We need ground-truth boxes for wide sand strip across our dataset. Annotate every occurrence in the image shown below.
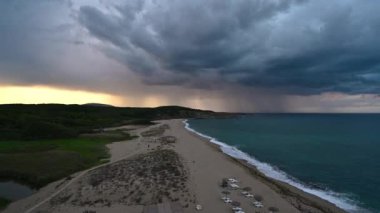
[3,119,345,213]
[160,119,345,213]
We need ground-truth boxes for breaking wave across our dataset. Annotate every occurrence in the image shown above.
[183,119,366,213]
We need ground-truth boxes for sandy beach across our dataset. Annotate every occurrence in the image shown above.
[3,119,345,213]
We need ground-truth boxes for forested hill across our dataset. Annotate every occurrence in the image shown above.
[0,104,231,141]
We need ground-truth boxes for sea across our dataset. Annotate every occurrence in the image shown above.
[186,114,380,213]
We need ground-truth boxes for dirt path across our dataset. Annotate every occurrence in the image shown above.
[24,132,144,213]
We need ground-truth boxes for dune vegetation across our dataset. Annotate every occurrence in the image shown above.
[0,133,136,188]
[0,104,220,187]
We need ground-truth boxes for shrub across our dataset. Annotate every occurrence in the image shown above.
[254,194,263,201]
[268,206,279,212]
[22,121,77,140]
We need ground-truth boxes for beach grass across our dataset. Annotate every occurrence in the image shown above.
[0,132,136,188]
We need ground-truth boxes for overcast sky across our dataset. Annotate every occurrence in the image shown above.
[1,0,380,112]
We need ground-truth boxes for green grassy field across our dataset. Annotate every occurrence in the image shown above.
[0,132,136,188]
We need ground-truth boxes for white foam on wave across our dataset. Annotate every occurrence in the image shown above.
[183,119,363,213]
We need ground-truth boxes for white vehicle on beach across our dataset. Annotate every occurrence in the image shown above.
[240,191,248,195]
[228,178,239,183]
[253,201,264,208]
[229,183,240,189]
[221,197,233,203]
[245,193,254,198]
[224,199,233,203]
[232,207,243,211]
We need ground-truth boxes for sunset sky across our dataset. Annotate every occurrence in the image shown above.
[1,0,380,112]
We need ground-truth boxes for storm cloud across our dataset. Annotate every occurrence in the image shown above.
[78,0,380,94]
[0,0,137,94]
[1,0,380,112]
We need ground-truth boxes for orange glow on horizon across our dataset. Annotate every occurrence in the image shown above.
[0,85,220,111]
[0,85,124,106]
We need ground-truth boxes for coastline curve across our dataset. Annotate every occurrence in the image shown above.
[183,119,364,213]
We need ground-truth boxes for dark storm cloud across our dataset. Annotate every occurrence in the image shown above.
[1,0,380,101]
[78,0,380,95]
[0,0,76,84]
[0,0,130,94]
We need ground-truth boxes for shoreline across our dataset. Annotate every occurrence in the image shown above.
[3,119,348,213]
[182,119,347,213]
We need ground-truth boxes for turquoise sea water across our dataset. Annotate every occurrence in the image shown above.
[187,114,380,213]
